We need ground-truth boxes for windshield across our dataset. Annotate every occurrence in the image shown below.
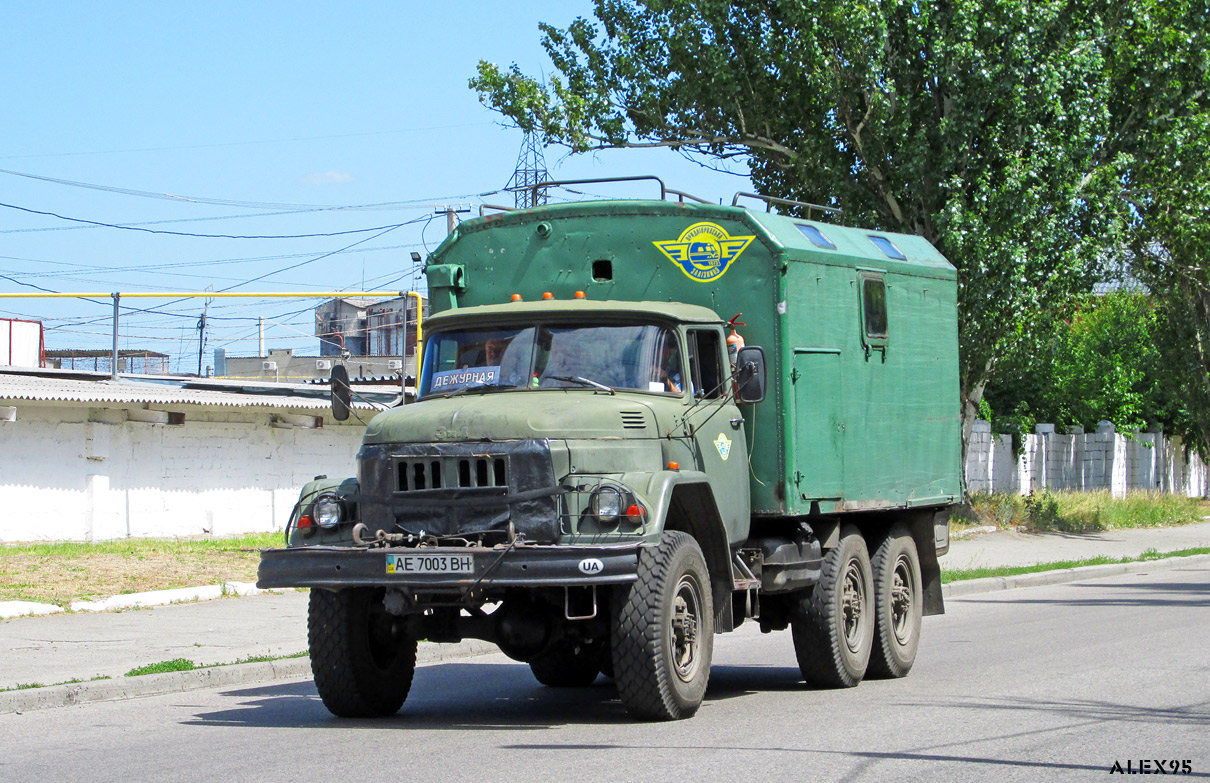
[419,323,684,398]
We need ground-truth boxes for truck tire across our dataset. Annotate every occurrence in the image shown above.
[868,525,922,679]
[791,525,874,688]
[611,531,714,720]
[529,639,605,687]
[308,587,417,718]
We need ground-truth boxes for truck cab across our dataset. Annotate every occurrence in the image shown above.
[259,185,960,721]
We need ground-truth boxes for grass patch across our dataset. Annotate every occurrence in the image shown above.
[1,653,307,693]
[120,651,306,677]
[125,658,198,677]
[223,651,307,666]
[942,545,1210,582]
[955,490,1209,534]
[0,675,111,694]
[0,532,280,607]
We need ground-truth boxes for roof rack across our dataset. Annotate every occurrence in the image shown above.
[731,192,843,222]
[516,175,712,206]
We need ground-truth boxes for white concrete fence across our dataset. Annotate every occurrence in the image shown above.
[0,402,366,543]
[965,420,1210,498]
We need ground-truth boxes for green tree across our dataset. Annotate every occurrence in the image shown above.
[1129,150,1210,457]
[982,292,1173,440]
[1117,6,1210,457]
[471,0,1209,452]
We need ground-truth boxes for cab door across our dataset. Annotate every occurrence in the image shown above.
[686,327,749,539]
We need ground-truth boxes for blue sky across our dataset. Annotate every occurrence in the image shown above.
[0,2,752,371]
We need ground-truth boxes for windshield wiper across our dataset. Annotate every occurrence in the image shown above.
[546,375,616,395]
[443,382,516,399]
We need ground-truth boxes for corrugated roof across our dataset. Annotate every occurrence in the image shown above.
[0,369,394,411]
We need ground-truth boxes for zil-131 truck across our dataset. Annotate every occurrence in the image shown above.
[258,180,961,721]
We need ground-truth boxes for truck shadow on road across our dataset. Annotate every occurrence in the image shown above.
[183,661,813,729]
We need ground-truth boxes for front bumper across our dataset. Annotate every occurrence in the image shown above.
[257,543,644,591]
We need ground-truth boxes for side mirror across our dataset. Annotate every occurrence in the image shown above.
[735,346,766,404]
[330,364,351,421]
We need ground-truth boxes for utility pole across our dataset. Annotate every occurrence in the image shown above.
[195,309,207,377]
[111,293,120,379]
[435,204,471,235]
[196,286,213,376]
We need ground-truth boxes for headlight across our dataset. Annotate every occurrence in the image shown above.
[314,495,343,529]
[590,486,625,525]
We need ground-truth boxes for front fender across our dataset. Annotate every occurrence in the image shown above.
[641,470,712,531]
[640,469,739,632]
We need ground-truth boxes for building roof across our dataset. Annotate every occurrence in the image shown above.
[0,368,397,411]
[45,349,169,358]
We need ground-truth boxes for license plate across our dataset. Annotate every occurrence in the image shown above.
[386,553,475,575]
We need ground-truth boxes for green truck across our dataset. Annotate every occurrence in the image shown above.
[258,180,961,721]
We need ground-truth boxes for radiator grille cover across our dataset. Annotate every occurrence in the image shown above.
[358,440,559,543]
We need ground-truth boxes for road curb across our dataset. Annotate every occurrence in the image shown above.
[941,552,1210,598]
[0,638,498,715]
[0,582,289,620]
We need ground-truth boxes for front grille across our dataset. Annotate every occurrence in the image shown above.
[358,440,560,543]
[620,411,647,429]
[396,456,508,492]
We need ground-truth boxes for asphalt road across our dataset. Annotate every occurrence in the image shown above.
[3,563,1208,783]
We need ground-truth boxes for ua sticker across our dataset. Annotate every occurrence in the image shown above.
[714,432,732,461]
[654,222,755,282]
[578,558,604,575]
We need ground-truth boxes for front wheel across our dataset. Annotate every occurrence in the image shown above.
[791,525,874,688]
[612,531,714,720]
[308,588,417,717]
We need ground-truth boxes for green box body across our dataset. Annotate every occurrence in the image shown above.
[426,200,962,518]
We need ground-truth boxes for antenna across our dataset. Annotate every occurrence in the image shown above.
[506,131,549,209]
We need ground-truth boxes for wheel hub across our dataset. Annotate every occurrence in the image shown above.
[891,554,915,645]
[842,560,866,653]
[670,576,703,682]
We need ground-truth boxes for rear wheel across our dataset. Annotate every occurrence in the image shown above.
[868,525,922,678]
[791,525,874,688]
[612,531,714,720]
[529,639,605,687]
[308,588,417,717]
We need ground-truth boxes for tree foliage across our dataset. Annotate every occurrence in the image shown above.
[982,292,1172,440]
[1117,9,1210,458]
[472,0,1210,450]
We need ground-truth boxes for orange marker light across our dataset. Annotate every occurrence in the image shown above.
[626,504,645,519]
[511,294,523,301]
[574,291,586,299]
[667,461,679,470]
[542,291,554,300]
[297,516,314,529]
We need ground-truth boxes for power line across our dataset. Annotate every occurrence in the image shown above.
[12,218,426,329]
[0,201,418,239]
[0,242,417,275]
[0,167,504,214]
[218,218,423,291]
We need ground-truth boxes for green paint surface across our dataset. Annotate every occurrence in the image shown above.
[412,200,960,522]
